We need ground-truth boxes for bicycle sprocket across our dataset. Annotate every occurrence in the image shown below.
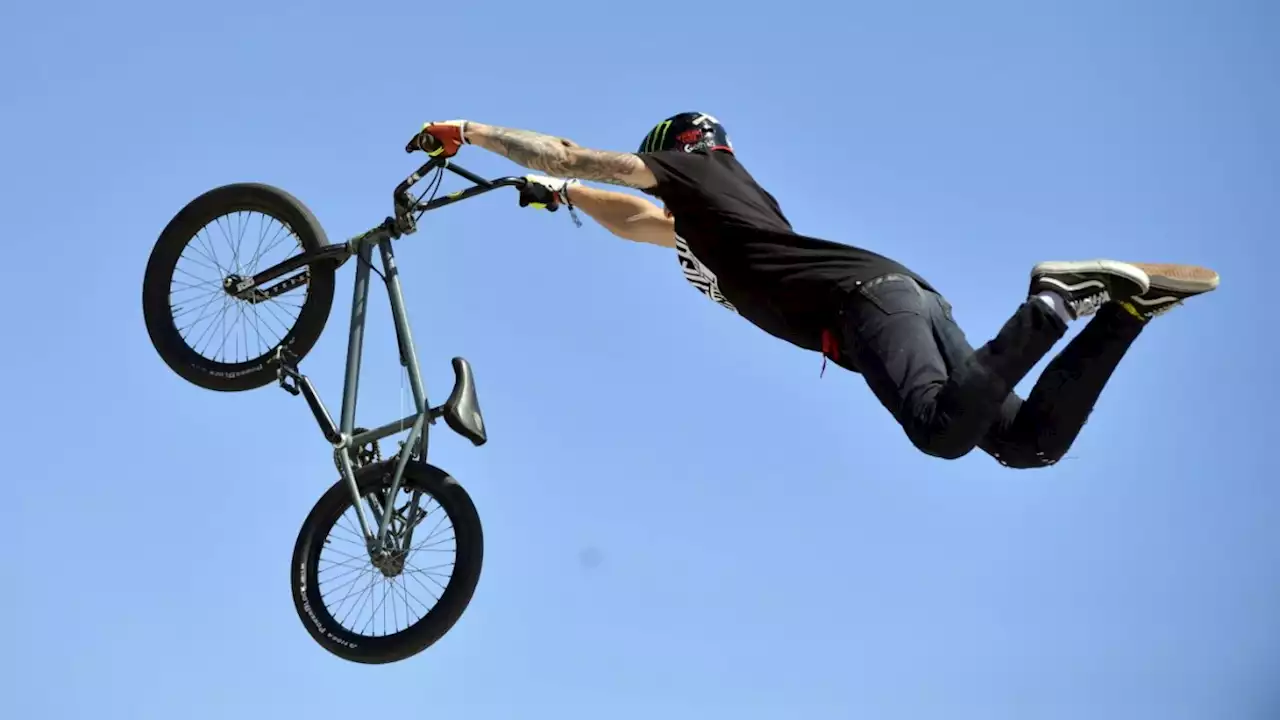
[334,427,381,473]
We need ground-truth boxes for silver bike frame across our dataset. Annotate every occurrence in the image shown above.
[329,231,431,548]
[267,160,528,550]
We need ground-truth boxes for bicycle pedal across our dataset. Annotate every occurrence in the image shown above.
[274,349,302,395]
[277,373,301,396]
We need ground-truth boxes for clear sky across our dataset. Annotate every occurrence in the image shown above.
[2,0,1277,717]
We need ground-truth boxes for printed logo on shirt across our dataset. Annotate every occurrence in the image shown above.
[675,234,737,313]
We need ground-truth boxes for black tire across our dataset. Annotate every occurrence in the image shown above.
[142,183,336,392]
[291,460,485,665]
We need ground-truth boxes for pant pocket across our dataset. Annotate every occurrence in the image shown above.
[855,274,927,323]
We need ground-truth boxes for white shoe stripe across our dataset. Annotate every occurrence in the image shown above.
[1040,277,1106,294]
[1132,294,1179,307]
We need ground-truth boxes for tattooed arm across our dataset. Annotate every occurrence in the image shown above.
[464,122,658,190]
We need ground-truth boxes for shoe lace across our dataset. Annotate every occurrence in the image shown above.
[1070,291,1110,318]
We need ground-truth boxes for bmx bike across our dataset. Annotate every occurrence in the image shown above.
[141,137,564,664]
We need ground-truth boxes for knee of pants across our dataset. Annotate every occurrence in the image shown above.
[990,445,1064,470]
[908,428,979,461]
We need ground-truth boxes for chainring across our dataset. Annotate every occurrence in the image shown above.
[334,427,381,473]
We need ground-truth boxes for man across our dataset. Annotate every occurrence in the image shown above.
[406,113,1219,469]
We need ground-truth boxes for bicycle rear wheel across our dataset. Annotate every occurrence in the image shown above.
[291,460,485,664]
[141,183,336,392]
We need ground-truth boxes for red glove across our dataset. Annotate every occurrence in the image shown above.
[405,120,469,157]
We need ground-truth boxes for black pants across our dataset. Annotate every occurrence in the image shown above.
[835,273,1145,469]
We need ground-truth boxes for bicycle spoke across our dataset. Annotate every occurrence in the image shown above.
[168,209,311,366]
[313,485,458,640]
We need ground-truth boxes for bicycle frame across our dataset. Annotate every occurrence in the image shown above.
[236,158,530,550]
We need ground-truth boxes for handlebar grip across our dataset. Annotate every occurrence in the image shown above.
[416,132,442,154]
[405,128,444,155]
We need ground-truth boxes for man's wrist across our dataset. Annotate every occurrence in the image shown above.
[558,178,580,206]
[461,121,488,145]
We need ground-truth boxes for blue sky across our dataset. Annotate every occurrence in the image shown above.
[2,0,1277,717]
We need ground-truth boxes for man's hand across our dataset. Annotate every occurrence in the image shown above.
[405,120,469,157]
[522,174,579,208]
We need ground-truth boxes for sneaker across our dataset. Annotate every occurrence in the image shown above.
[1118,262,1220,320]
[1030,260,1151,319]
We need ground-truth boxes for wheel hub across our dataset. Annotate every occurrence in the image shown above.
[370,546,407,577]
[222,274,245,296]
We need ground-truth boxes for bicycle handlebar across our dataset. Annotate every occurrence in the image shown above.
[234,145,564,291]
[391,154,565,235]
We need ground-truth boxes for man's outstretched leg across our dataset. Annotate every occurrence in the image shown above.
[838,259,1150,461]
[977,262,1220,468]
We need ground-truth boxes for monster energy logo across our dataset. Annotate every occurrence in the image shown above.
[640,120,674,153]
